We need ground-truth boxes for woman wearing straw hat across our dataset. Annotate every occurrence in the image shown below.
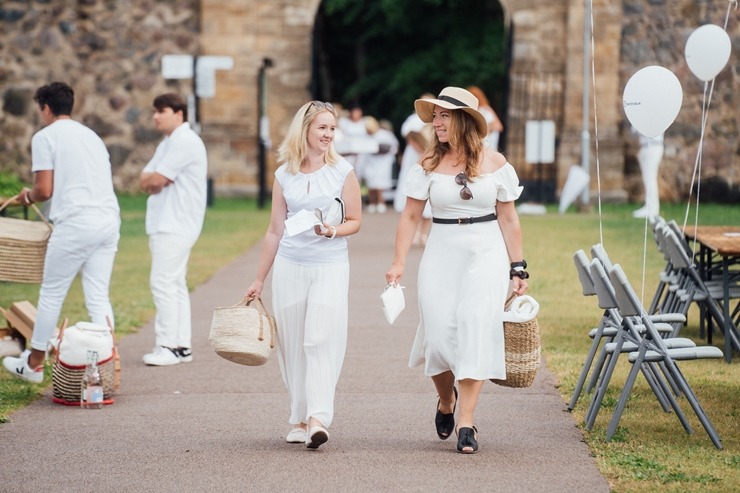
[386,87,528,454]
[246,100,362,450]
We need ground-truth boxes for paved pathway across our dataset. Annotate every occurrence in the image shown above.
[0,211,610,492]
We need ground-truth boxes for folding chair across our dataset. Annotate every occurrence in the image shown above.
[583,259,696,430]
[594,241,688,332]
[662,226,740,353]
[608,264,724,449]
[664,221,740,340]
[568,250,618,411]
[650,226,700,332]
[569,251,689,413]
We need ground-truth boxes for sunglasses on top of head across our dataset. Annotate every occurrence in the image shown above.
[308,101,335,112]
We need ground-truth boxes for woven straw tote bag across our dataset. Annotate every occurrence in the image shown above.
[0,194,53,284]
[209,297,277,366]
[490,294,541,388]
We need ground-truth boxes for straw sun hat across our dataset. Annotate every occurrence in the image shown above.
[414,86,488,138]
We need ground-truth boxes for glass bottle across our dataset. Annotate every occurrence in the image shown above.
[80,350,92,406]
[81,350,104,409]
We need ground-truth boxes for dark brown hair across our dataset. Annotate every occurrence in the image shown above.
[153,93,188,121]
[34,82,74,116]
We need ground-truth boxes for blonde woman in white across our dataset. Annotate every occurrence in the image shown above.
[246,101,362,450]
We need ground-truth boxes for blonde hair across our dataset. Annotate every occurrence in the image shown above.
[277,101,341,173]
[421,109,483,179]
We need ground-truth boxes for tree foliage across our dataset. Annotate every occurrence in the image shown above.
[313,0,507,134]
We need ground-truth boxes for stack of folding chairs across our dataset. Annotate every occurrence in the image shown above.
[568,244,724,449]
[652,219,740,350]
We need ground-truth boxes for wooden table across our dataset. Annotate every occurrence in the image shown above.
[684,226,740,362]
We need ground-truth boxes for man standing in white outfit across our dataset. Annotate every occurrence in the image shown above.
[2,82,121,383]
[139,93,207,366]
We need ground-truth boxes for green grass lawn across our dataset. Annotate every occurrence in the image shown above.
[1,196,739,492]
[528,202,740,492]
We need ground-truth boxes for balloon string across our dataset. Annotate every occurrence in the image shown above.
[682,78,715,264]
[727,2,738,32]
[641,215,649,307]
[589,0,604,247]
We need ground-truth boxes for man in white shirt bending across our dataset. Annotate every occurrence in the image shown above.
[2,82,120,383]
[139,93,208,366]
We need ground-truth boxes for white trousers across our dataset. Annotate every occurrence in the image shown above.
[272,257,349,428]
[32,210,120,351]
[149,233,196,349]
[638,143,664,216]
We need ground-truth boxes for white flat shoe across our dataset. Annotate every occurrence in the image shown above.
[306,426,329,449]
[286,427,307,444]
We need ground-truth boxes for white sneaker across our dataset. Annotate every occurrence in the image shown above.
[2,349,44,383]
[143,346,181,366]
[632,206,648,218]
[376,203,387,213]
[175,347,193,363]
[366,204,377,214]
[286,427,308,444]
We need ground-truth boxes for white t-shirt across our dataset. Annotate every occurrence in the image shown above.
[275,159,353,266]
[31,119,119,224]
[143,122,208,240]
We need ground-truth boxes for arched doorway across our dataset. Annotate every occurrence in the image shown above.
[310,0,509,149]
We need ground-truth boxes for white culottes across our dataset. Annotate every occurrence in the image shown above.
[271,257,349,428]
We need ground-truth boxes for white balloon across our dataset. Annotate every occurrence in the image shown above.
[685,24,732,82]
[623,66,683,138]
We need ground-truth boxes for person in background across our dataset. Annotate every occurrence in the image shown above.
[631,126,664,219]
[2,82,120,383]
[337,103,369,182]
[139,93,208,366]
[364,117,399,213]
[467,86,504,151]
[395,93,435,245]
[386,86,528,454]
[245,100,362,450]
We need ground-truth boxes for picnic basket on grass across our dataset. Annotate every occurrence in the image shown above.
[0,195,52,283]
[51,320,119,406]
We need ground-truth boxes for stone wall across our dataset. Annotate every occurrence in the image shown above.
[620,0,738,203]
[198,0,320,195]
[0,0,200,191]
[502,0,738,204]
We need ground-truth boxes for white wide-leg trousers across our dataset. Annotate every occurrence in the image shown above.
[149,233,196,349]
[31,210,120,351]
[271,257,349,429]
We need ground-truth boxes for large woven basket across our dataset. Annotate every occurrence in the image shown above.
[51,320,119,406]
[209,297,277,366]
[490,295,541,388]
[0,196,52,284]
[52,353,117,406]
